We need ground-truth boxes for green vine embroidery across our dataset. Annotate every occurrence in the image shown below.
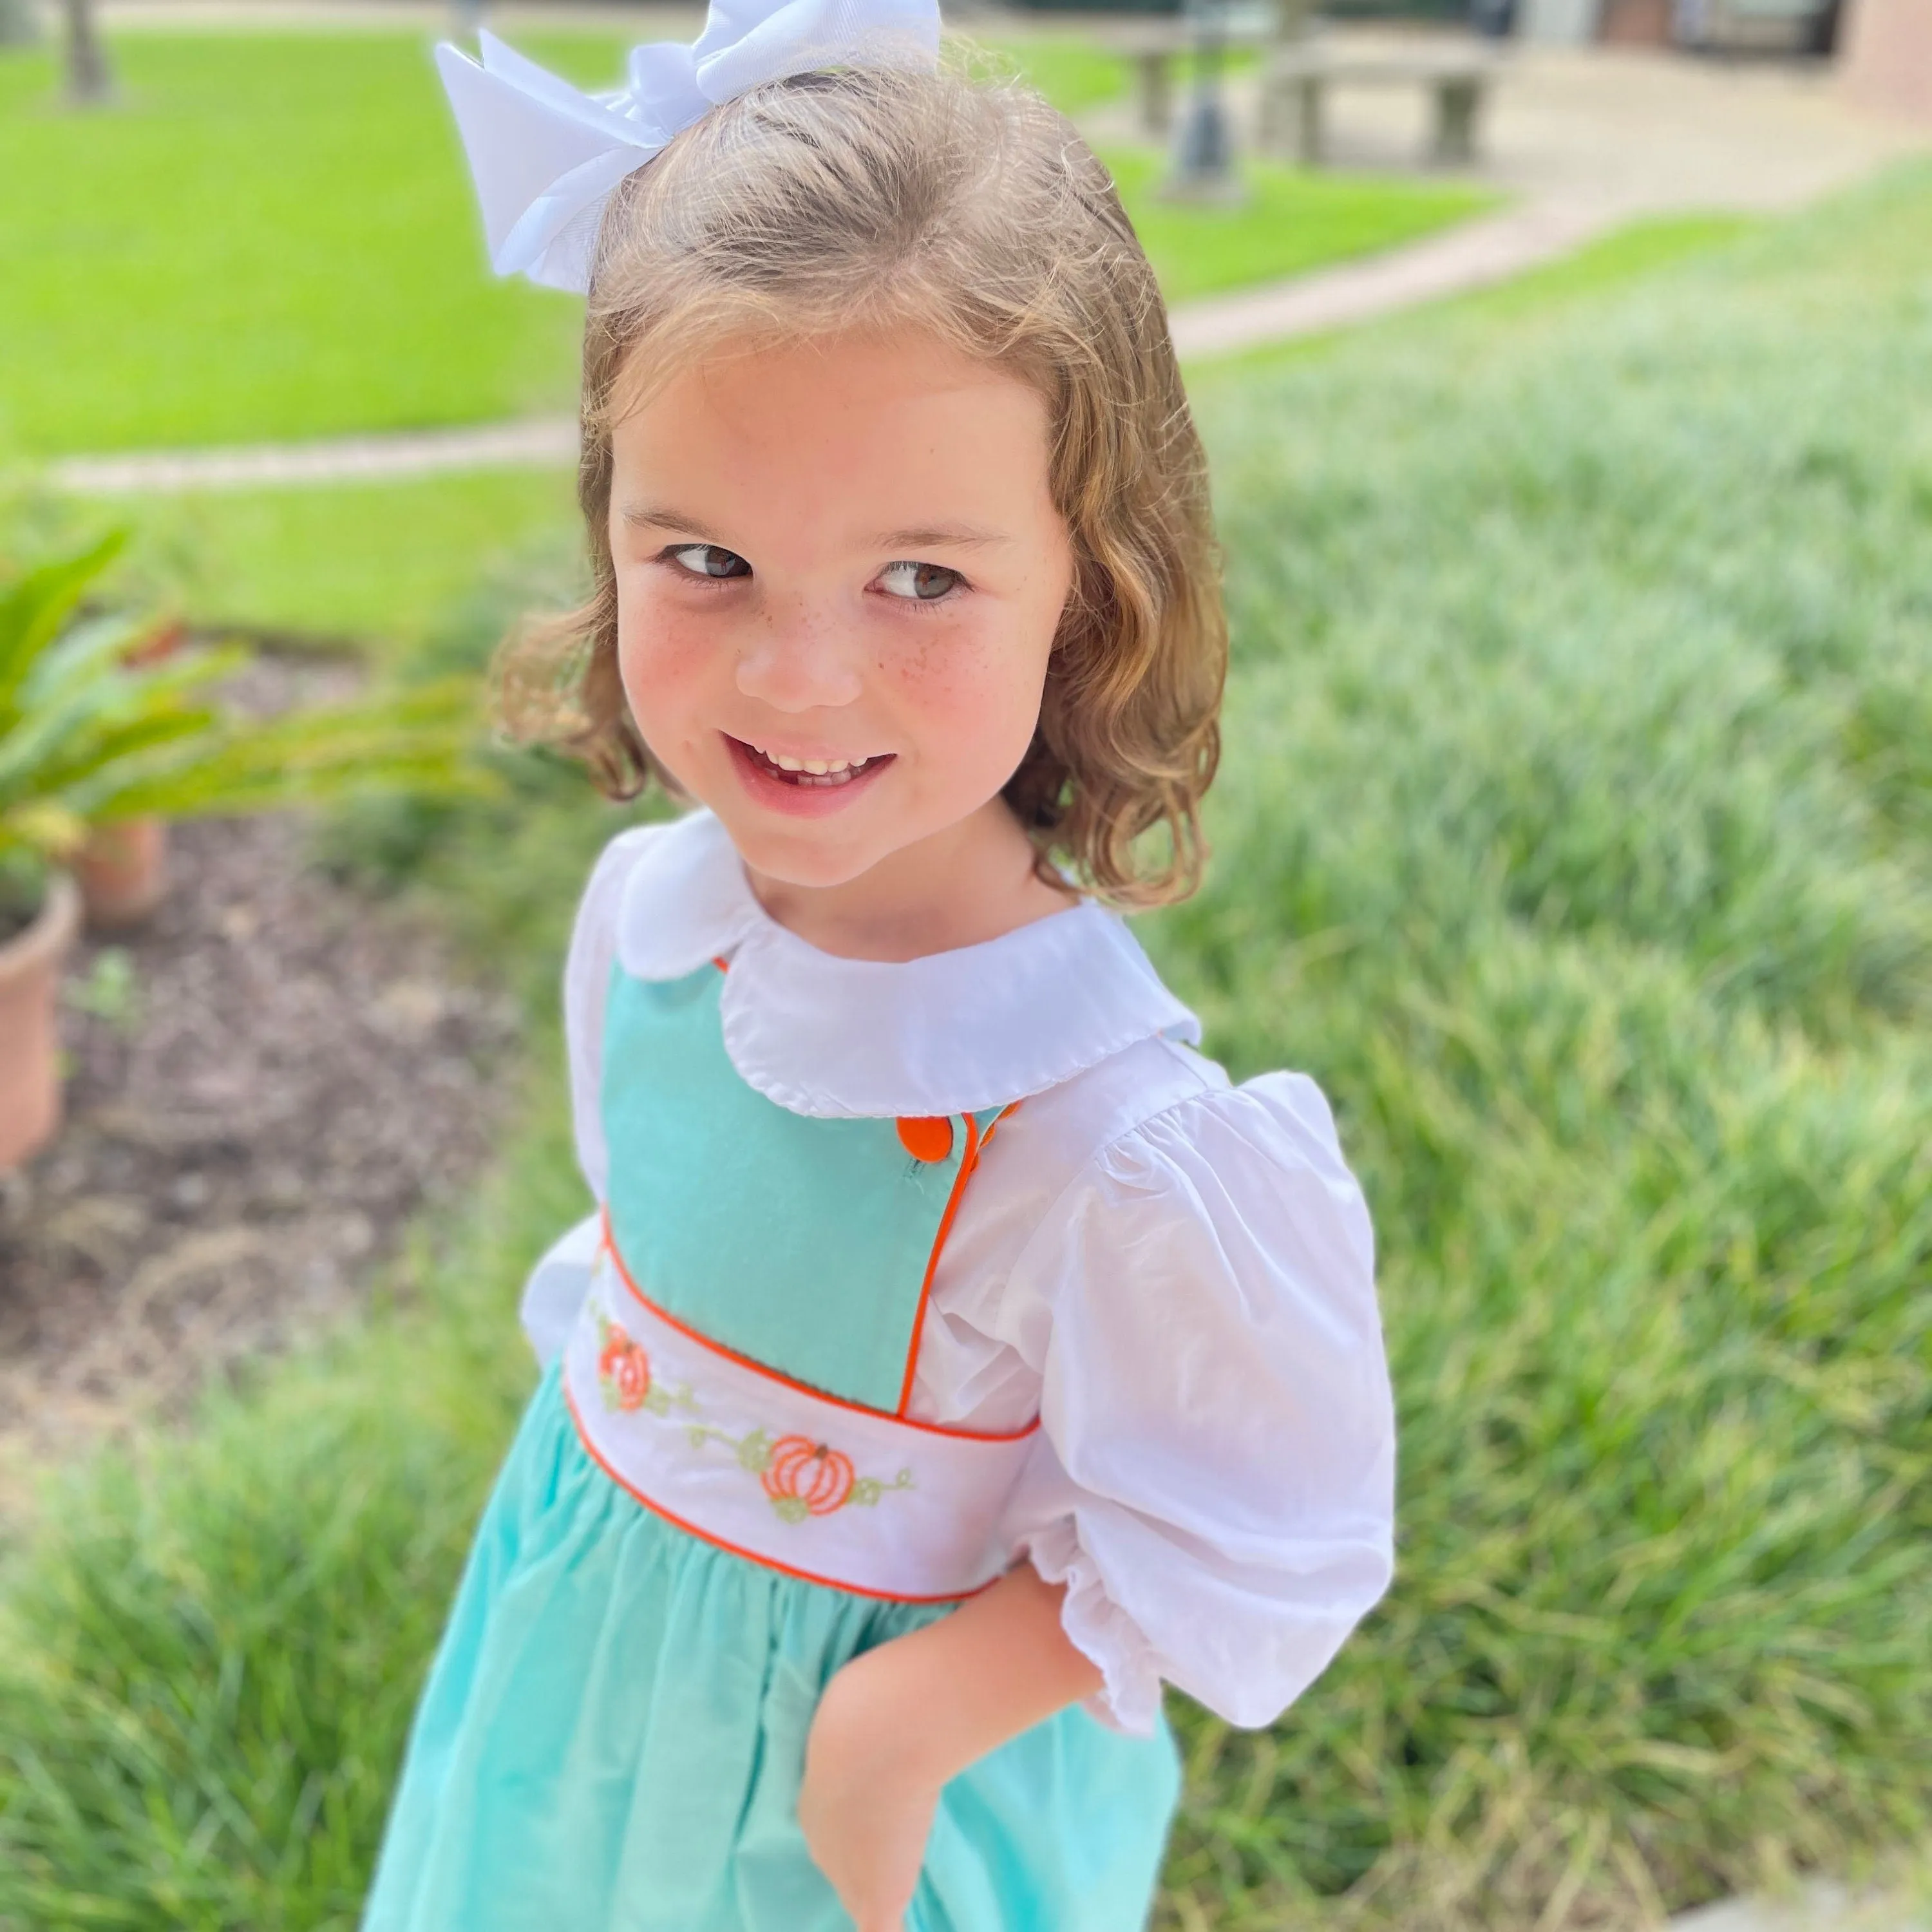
[595,1316,913,1523]
[683,1423,916,1522]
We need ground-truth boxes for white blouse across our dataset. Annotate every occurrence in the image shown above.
[522,810,1396,1738]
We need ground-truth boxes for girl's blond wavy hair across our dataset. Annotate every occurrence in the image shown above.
[497,57,1226,905]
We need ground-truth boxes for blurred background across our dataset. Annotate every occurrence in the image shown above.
[1,1,1929,1927]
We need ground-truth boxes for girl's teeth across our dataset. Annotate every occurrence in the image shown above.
[752,743,874,782]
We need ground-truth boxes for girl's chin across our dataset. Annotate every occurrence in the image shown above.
[725,807,938,890]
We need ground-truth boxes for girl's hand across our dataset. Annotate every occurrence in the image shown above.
[799,1565,1104,1931]
[800,1653,939,1932]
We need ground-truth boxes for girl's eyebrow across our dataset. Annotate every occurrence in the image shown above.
[620,502,732,544]
[622,505,1012,553]
[876,525,1011,551]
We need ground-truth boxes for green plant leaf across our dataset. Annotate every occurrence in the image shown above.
[0,531,127,720]
[0,540,492,853]
[22,707,225,808]
[0,648,247,806]
[18,611,149,710]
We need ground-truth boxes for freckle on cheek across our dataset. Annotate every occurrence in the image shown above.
[895,629,983,700]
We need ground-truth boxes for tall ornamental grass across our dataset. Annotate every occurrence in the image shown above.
[2,171,1929,1929]
[1155,165,1932,1927]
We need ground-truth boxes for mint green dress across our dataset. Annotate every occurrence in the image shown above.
[361,961,1182,1931]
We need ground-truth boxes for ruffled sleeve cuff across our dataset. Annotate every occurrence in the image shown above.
[997,1070,1397,1736]
[1014,1515,1166,1736]
[518,1211,603,1370]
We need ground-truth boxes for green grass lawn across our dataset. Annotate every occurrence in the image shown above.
[969,32,1148,116]
[5,139,1928,1932]
[969,32,1262,117]
[0,27,1490,457]
[28,211,1720,659]
[135,468,583,655]
[0,32,598,455]
[1,464,583,665]
[0,462,583,662]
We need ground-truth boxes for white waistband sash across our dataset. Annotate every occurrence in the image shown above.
[562,1244,1039,1603]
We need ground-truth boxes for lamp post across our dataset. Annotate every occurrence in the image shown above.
[1166,0,1241,202]
[62,0,113,103]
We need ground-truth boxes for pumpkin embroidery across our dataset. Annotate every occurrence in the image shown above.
[683,1421,914,1522]
[590,1308,912,1520]
[764,1435,855,1517]
[596,1318,694,1418]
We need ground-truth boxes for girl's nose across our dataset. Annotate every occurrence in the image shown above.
[733,602,864,712]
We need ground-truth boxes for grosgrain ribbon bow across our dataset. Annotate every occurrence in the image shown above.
[435,0,943,294]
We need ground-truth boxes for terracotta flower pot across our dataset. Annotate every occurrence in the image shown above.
[75,817,168,930]
[0,871,81,1173]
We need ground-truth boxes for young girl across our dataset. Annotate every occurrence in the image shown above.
[366,9,1395,1928]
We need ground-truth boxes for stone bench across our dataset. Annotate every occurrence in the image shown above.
[1257,44,1500,167]
[1112,22,1498,170]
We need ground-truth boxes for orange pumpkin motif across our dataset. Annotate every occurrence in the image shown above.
[597,1320,652,1412]
[761,1435,856,1517]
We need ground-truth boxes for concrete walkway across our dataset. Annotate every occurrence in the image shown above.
[44,15,1932,493]
[51,417,579,495]
[1167,194,1607,357]
[1672,1876,1930,1932]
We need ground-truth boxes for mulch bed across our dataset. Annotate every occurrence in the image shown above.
[0,663,519,1516]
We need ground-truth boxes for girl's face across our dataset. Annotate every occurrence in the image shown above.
[607,328,1074,893]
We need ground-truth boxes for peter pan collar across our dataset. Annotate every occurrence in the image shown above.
[614,810,1200,1119]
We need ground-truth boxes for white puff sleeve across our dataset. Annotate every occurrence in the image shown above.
[1000,1072,1395,1736]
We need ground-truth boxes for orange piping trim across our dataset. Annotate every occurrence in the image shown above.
[712,955,730,973]
[895,1100,1021,1419]
[563,1381,989,1606]
[599,1206,1039,1443]
[894,1111,980,1417]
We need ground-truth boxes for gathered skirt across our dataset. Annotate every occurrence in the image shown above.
[361,1363,1182,1932]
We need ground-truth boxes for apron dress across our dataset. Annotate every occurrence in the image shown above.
[362,956,1182,1932]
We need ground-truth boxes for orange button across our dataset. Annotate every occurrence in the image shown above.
[896,1115,954,1162]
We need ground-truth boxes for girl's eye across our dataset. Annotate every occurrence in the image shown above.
[666,544,750,581]
[876,561,963,603]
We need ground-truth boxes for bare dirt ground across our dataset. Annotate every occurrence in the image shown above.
[0,665,518,1517]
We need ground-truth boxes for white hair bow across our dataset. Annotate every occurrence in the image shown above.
[435,0,943,294]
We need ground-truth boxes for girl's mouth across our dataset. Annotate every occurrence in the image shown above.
[724,735,895,813]
[741,741,884,787]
